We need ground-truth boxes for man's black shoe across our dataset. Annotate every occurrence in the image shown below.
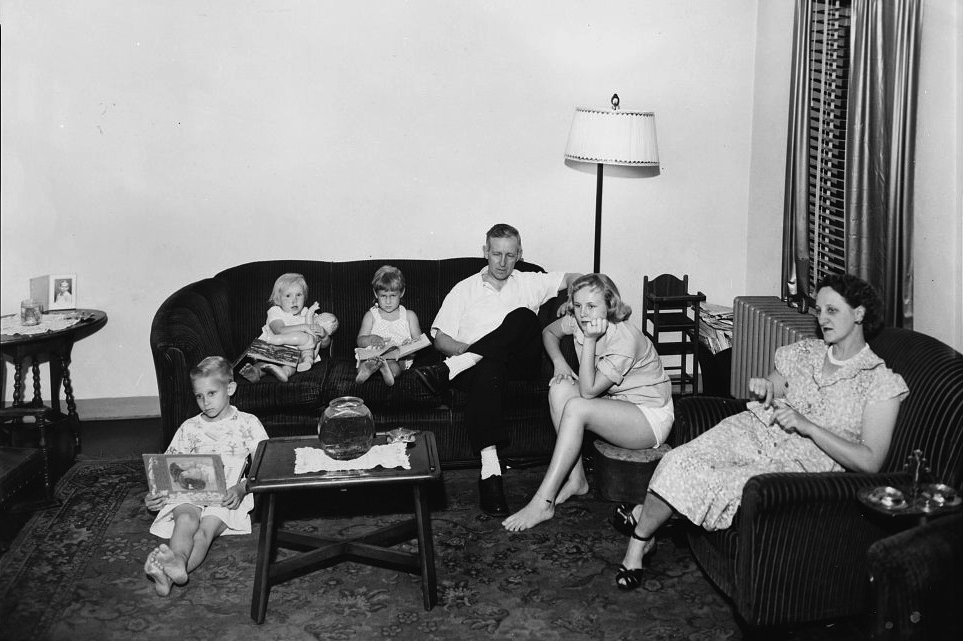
[478,475,510,516]
[414,363,450,396]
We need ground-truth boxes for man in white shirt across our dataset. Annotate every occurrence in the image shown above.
[415,224,581,515]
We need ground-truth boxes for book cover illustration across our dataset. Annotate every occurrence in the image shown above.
[243,338,301,367]
[143,453,249,506]
[354,333,431,365]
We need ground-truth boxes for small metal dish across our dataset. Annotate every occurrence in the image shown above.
[869,486,906,509]
[385,427,418,445]
[921,483,958,507]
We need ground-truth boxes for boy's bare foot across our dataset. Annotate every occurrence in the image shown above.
[502,496,555,532]
[355,359,380,384]
[379,361,395,386]
[555,477,590,505]
[155,543,189,586]
[262,363,289,382]
[239,363,262,383]
[144,548,173,596]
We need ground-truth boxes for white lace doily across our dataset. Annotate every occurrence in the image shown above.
[294,442,410,473]
[1,313,82,337]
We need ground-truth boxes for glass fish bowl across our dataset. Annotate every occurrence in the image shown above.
[318,396,375,460]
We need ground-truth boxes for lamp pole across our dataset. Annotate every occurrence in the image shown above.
[594,164,604,274]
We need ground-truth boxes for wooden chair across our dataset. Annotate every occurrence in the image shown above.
[641,274,706,395]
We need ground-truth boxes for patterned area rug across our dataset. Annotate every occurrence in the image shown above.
[0,460,858,640]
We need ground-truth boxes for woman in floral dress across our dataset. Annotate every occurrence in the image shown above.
[614,273,909,590]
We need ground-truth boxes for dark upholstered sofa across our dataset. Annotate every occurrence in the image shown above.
[150,258,570,467]
[669,327,963,630]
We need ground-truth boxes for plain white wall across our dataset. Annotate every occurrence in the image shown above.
[1,0,960,411]
[913,0,963,348]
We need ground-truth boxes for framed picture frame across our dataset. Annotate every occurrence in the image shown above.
[30,274,77,312]
[142,453,229,506]
[50,274,77,311]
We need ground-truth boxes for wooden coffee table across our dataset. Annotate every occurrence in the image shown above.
[247,432,442,623]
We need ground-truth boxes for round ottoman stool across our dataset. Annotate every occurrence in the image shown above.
[592,440,671,504]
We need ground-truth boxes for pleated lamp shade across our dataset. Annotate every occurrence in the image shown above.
[564,107,659,166]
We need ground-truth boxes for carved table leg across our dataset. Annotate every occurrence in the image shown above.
[60,356,80,452]
[31,360,43,406]
[13,359,24,406]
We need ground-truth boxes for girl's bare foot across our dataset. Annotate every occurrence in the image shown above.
[262,363,289,382]
[297,351,314,372]
[155,543,189,586]
[355,359,380,384]
[239,363,262,383]
[379,361,395,386]
[555,476,590,505]
[144,548,173,596]
[502,495,554,532]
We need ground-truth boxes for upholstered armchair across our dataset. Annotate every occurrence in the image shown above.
[670,327,963,630]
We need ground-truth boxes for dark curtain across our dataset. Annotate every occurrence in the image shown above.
[782,0,922,328]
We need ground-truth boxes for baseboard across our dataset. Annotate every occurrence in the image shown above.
[73,396,161,421]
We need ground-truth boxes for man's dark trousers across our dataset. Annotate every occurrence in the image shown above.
[451,307,543,453]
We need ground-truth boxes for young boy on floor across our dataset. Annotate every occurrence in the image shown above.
[143,356,268,596]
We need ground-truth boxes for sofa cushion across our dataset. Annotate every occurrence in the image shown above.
[231,359,331,413]
[319,359,445,414]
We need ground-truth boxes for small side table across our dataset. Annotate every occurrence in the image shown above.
[1,310,107,499]
[247,432,442,624]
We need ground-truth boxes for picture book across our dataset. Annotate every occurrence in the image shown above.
[143,453,250,506]
[240,338,301,368]
[354,333,431,365]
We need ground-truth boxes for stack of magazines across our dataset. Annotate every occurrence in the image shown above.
[699,303,733,355]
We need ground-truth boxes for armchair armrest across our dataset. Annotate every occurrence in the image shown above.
[670,396,747,446]
[730,470,912,626]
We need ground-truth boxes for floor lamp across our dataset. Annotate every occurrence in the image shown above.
[564,94,660,273]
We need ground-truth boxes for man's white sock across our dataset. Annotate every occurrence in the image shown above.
[480,446,501,479]
[443,352,482,379]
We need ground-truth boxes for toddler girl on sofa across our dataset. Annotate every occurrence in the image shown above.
[355,265,422,386]
[241,273,338,383]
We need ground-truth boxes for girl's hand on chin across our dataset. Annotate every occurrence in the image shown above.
[583,318,608,338]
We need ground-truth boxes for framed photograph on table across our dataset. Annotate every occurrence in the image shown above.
[31,274,78,312]
[142,453,229,506]
[50,275,77,311]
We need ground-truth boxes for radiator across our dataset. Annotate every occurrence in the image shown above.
[730,296,818,398]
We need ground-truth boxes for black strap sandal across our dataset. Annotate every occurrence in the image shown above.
[615,531,654,592]
[610,503,639,537]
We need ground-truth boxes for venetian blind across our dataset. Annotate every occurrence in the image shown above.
[806,0,851,297]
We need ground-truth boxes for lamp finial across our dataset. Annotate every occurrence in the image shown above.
[611,94,620,110]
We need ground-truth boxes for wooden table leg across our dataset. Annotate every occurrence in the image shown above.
[251,493,277,624]
[413,483,437,610]
[58,355,81,452]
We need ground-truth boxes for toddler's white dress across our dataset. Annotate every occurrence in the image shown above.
[369,305,415,369]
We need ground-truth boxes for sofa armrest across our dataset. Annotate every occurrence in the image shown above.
[670,396,747,446]
[150,284,233,447]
